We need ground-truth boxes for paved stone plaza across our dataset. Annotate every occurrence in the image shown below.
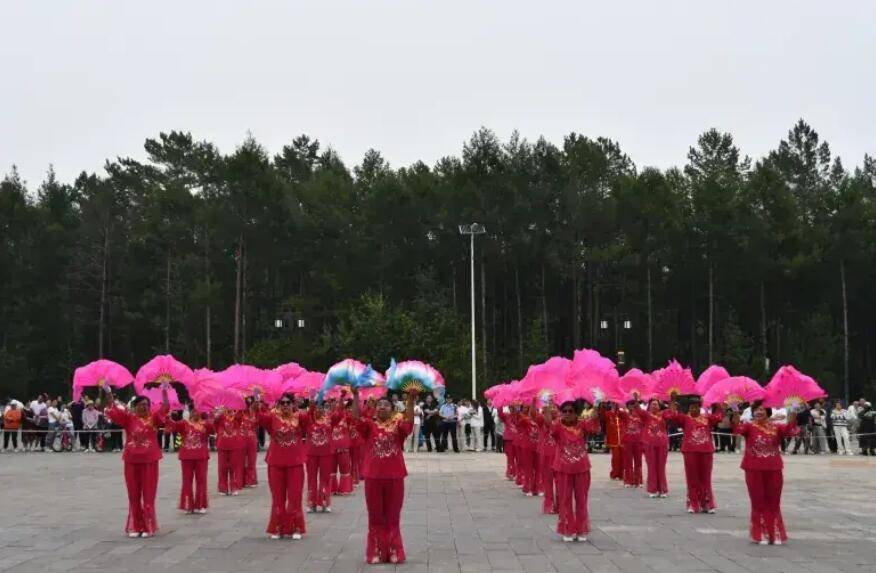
[0,449,873,573]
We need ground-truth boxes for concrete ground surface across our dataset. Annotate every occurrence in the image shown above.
[0,448,874,573]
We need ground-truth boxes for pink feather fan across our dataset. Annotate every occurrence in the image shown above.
[702,376,765,407]
[72,359,134,400]
[651,360,697,400]
[763,365,827,409]
[695,365,731,396]
[135,354,195,394]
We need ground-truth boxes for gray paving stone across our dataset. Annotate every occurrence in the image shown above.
[1,450,874,572]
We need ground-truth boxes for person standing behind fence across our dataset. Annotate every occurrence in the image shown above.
[483,400,497,451]
[406,400,422,453]
[858,403,875,455]
[438,397,459,453]
[421,395,440,452]
[810,402,828,454]
[82,401,100,452]
[3,402,22,451]
[469,401,484,452]
[830,400,853,455]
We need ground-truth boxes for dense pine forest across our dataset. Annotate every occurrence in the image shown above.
[2,120,875,401]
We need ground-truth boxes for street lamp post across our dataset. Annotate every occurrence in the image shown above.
[459,223,486,400]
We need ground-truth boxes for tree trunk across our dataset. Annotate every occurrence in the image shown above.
[690,280,696,369]
[572,261,580,348]
[647,266,653,370]
[233,232,243,362]
[164,255,171,353]
[98,226,109,358]
[708,263,714,364]
[841,259,849,403]
[452,262,457,312]
[593,279,600,353]
[541,265,549,350]
[515,266,524,371]
[760,282,768,374]
[241,244,248,362]
[480,254,488,384]
[205,228,212,368]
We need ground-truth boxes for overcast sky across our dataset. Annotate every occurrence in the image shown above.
[2,1,874,188]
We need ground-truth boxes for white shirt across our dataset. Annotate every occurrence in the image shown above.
[47,406,61,424]
[770,408,788,423]
[457,405,471,424]
[469,406,484,427]
[413,405,423,426]
[741,407,753,423]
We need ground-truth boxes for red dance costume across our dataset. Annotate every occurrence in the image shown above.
[306,411,336,510]
[241,409,259,488]
[331,412,354,495]
[105,406,166,535]
[536,415,558,514]
[550,417,601,538]
[214,411,246,494]
[349,421,363,485]
[603,410,625,481]
[733,421,798,543]
[168,418,213,512]
[358,414,413,564]
[635,409,670,496]
[259,409,311,537]
[667,411,723,512]
[514,414,542,495]
[499,410,517,481]
[619,409,644,487]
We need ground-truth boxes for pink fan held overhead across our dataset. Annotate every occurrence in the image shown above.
[134,354,195,394]
[72,359,134,401]
[618,368,654,402]
[763,365,827,410]
[652,360,697,401]
[695,365,731,396]
[702,376,765,407]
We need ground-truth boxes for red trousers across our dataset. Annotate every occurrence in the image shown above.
[331,449,353,495]
[179,458,209,511]
[504,441,517,480]
[643,444,669,495]
[609,446,624,480]
[516,447,539,494]
[555,471,591,536]
[364,478,405,564]
[244,438,258,487]
[123,462,159,534]
[218,448,244,493]
[682,452,715,512]
[267,465,306,536]
[306,454,334,509]
[351,445,361,485]
[744,470,786,543]
[623,441,644,486]
[540,452,557,514]
[514,444,526,487]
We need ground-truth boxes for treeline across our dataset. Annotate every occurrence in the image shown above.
[2,121,875,401]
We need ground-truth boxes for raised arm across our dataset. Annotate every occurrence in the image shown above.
[404,391,418,424]
[350,387,361,420]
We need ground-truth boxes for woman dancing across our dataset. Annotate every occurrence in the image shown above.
[545,400,601,542]
[350,386,415,564]
[733,400,798,545]
[102,384,169,538]
[258,392,312,539]
[635,399,670,498]
[667,399,723,513]
[167,405,213,514]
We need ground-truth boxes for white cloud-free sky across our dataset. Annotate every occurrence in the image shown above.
[2,1,874,187]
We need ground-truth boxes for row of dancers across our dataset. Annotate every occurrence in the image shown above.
[100,385,416,564]
[499,397,797,545]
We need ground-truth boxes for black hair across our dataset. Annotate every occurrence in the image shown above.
[559,400,579,414]
[751,400,772,418]
[132,395,151,407]
[626,399,638,408]
[278,392,295,404]
[648,398,662,409]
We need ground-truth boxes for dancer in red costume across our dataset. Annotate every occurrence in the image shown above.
[349,405,363,486]
[330,399,354,496]
[634,399,671,498]
[167,405,213,514]
[499,406,518,481]
[601,402,625,481]
[351,386,415,565]
[545,400,601,542]
[241,397,259,488]
[514,403,541,496]
[733,401,798,545]
[258,392,312,539]
[666,399,724,513]
[619,400,644,488]
[102,384,169,538]
[306,402,337,512]
[214,407,245,495]
[536,403,558,514]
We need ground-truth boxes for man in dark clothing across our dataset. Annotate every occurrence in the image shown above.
[859,403,876,455]
[70,399,85,450]
[792,407,812,454]
[483,400,497,451]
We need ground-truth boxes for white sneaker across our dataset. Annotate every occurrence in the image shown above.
[658,493,668,498]
[369,557,381,564]
[324,507,332,513]
[687,508,695,514]
[196,509,207,514]
[575,535,587,542]
[306,506,316,513]
[648,493,658,498]
[562,535,574,542]
[773,540,783,546]
[127,532,140,538]
[269,534,281,540]
[291,533,302,540]
[758,540,768,546]
[140,533,153,538]
[231,491,239,496]
[707,509,716,514]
